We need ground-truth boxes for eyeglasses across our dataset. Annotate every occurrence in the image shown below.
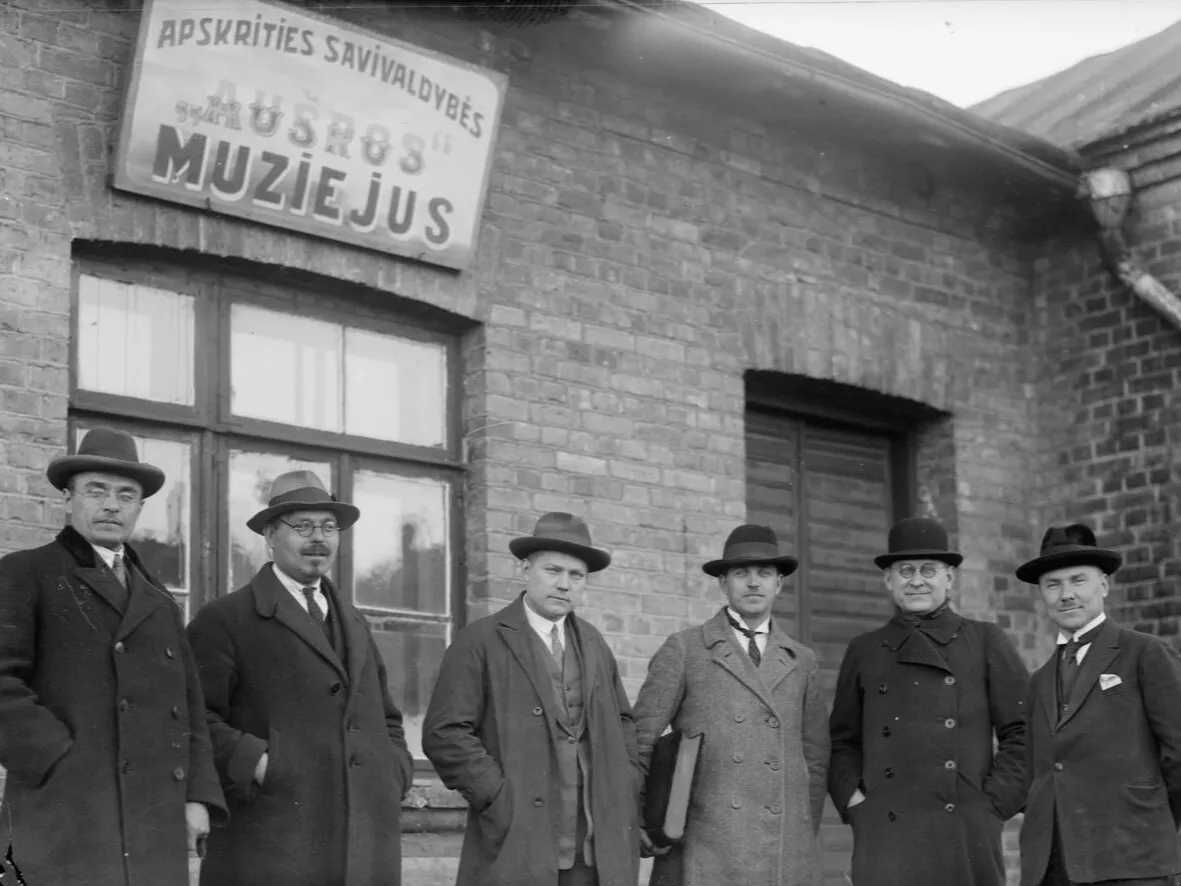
[893,563,948,580]
[79,486,141,507]
[279,518,339,538]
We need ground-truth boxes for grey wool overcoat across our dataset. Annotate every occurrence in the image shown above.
[0,526,226,886]
[633,609,829,886]
[828,608,1030,886]
[421,595,642,886]
[186,563,414,886]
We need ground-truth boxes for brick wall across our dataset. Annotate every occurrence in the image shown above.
[0,1,1082,883]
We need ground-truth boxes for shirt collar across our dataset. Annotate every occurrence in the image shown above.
[1056,611,1106,645]
[90,543,123,569]
[523,596,567,635]
[726,607,770,634]
[273,565,321,595]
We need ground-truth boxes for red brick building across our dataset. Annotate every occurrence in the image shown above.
[2,1,1179,884]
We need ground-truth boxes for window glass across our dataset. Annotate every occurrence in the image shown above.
[370,620,447,760]
[344,328,447,447]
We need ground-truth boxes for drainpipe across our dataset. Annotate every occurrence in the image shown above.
[1080,167,1181,329]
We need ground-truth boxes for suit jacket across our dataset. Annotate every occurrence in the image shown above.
[187,564,413,886]
[0,526,225,886]
[1021,617,1181,885]
[421,595,641,886]
[633,610,828,886]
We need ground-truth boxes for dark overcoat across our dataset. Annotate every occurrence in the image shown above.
[186,563,414,886]
[828,608,1030,886]
[1021,617,1181,885]
[421,595,641,886]
[633,610,829,886]
[0,526,225,886]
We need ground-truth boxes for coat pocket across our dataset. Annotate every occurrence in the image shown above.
[479,779,513,851]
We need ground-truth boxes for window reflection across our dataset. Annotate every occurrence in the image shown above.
[231,304,343,432]
[352,469,449,614]
[344,329,447,447]
[227,449,332,591]
[371,621,447,760]
[77,275,195,406]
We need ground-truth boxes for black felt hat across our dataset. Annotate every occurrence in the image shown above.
[509,512,611,573]
[47,427,166,498]
[1015,523,1122,584]
[874,517,963,569]
[702,524,799,578]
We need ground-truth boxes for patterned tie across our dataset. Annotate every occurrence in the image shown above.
[549,623,564,665]
[726,612,763,667]
[112,552,128,589]
[301,586,332,643]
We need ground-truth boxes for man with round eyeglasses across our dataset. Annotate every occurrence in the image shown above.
[828,517,1031,886]
[187,470,414,886]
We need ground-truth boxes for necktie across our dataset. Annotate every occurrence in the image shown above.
[112,552,128,589]
[726,612,762,667]
[1058,625,1101,709]
[301,586,332,643]
[549,623,564,665]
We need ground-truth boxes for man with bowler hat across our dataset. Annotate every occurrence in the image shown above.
[422,512,641,886]
[0,426,226,886]
[186,470,413,886]
[828,517,1030,886]
[633,524,828,886]
[1017,524,1181,886]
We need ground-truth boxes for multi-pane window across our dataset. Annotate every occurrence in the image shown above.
[70,260,462,759]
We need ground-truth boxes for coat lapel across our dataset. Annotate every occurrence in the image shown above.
[1058,617,1121,730]
[115,553,169,639]
[325,579,370,690]
[703,611,781,716]
[55,527,171,631]
[569,616,601,698]
[252,565,347,681]
[1031,657,1058,733]
[762,624,799,694]
[495,596,560,724]
[882,614,954,673]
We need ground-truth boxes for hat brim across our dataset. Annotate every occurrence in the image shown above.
[1015,549,1122,584]
[874,550,964,569]
[47,455,166,498]
[703,555,800,578]
[247,500,361,535]
[509,537,611,573]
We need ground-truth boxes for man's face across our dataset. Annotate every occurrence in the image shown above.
[521,550,587,621]
[1038,564,1108,632]
[720,563,782,624]
[265,509,340,584]
[65,471,144,549]
[884,559,954,614]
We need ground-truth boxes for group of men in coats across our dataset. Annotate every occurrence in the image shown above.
[1,426,1180,886]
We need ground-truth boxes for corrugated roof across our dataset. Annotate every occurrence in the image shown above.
[970,17,1181,149]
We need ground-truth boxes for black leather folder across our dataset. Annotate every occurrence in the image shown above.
[643,729,702,847]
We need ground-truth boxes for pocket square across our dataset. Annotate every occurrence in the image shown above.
[1100,673,1123,691]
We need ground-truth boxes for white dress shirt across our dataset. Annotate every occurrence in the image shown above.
[523,598,567,654]
[273,566,328,617]
[90,544,123,570]
[727,606,770,655]
[1056,612,1107,665]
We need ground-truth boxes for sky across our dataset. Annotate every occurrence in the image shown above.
[698,0,1181,108]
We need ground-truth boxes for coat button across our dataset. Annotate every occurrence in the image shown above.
[171,706,181,719]
[769,761,781,771]
[767,717,779,728]
[734,713,745,723]
[945,760,957,771]
[882,726,891,737]
[944,676,956,686]
[945,718,956,728]
[730,799,741,809]
[346,719,356,732]
[732,753,744,763]
[567,736,576,744]
[330,682,343,696]
[878,683,888,694]
[165,646,175,659]
[118,699,129,712]
[114,642,125,654]
[888,811,896,822]
[885,768,893,778]
[348,757,358,768]
[1053,762,1064,771]
[173,767,186,781]
[532,707,543,716]
[945,803,955,813]
[770,803,782,814]
[533,798,544,807]
[120,760,131,774]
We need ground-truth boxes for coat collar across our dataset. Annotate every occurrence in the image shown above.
[702,608,798,714]
[877,607,963,674]
[251,563,366,685]
[57,525,172,636]
[494,595,601,724]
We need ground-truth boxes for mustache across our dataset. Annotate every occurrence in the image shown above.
[301,545,331,556]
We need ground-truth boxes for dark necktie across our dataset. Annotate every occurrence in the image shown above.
[725,612,763,667]
[549,624,564,666]
[1058,624,1101,709]
[301,586,332,643]
[112,552,128,589]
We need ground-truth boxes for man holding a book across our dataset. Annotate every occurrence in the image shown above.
[633,524,829,886]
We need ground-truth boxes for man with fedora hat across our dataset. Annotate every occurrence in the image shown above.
[422,512,641,886]
[632,524,828,886]
[828,517,1030,886]
[1017,523,1181,886]
[186,470,414,886]
[0,426,226,885]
